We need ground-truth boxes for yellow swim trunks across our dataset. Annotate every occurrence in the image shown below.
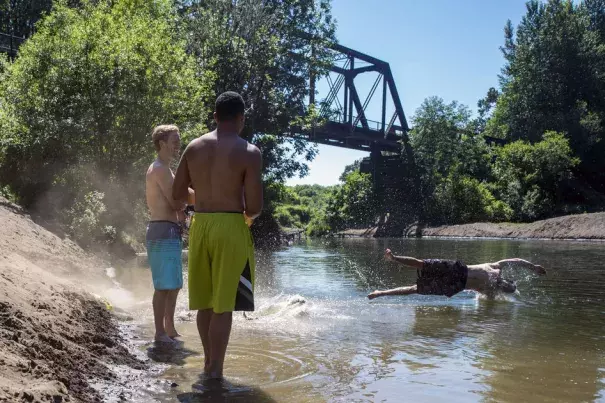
[188,213,255,313]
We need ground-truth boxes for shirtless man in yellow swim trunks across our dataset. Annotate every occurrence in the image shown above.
[173,92,263,379]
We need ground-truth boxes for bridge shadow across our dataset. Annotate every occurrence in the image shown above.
[177,376,277,403]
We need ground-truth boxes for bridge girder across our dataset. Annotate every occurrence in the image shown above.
[301,41,412,153]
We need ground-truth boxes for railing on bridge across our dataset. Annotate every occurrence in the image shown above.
[329,112,405,136]
[0,33,25,57]
[299,40,412,153]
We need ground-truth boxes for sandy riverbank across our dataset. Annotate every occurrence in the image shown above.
[420,212,605,240]
[335,212,605,240]
[0,197,149,402]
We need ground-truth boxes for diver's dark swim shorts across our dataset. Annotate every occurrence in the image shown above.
[416,259,468,297]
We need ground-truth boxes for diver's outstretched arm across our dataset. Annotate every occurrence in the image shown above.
[385,249,424,269]
[495,258,546,275]
[368,285,418,300]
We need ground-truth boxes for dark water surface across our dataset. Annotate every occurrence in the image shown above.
[116,238,605,402]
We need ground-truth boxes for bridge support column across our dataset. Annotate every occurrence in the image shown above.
[370,149,421,238]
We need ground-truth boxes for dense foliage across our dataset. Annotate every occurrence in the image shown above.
[273,161,378,236]
[0,0,209,249]
[274,184,333,232]
[488,0,605,194]
[0,0,334,250]
[179,0,335,182]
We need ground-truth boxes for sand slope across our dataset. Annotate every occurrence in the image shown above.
[0,198,144,402]
[421,213,605,239]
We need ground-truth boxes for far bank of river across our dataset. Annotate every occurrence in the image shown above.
[337,212,605,240]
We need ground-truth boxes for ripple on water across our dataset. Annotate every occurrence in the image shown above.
[227,345,315,386]
[160,342,317,389]
[150,336,322,402]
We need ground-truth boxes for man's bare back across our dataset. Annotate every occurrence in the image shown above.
[466,259,546,294]
[465,263,505,294]
[175,130,262,215]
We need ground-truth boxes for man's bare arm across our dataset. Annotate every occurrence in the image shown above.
[495,258,546,275]
[155,165,186,211]
[385,249,424,269]
[172,146,191,203]
[243,146,263,219]
[187,188,195,205]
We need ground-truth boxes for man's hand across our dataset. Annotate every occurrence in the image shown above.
[244,213,254,228]
[187,188,195,206]
[177,210,186,224]
[385,249,395,262]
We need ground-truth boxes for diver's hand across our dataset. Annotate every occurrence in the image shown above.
[533,265,547,276]
[385,249,395,262]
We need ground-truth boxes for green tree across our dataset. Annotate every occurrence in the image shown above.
[325,170,377,231]
[409,96,491,223]
[429,167,512,224]
[475,87,499,134]
[339,159,362,182]
[180,0,336,183]
[490,131,579,220]
[410,97,489,181]
[0,0,211,242]
[272,183,335,233]
[489,0,605,191]
[306,213,331,237]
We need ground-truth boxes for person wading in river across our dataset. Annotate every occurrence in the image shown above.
[368,249,546,300]
[172,91,263,379]
[145,124,194,343]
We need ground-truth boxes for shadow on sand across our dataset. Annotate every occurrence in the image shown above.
[176,375,277,403]
[147,340,199,366]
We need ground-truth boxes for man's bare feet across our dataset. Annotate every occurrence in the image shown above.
[206,371,222,380]
[155,333,175,344]
[200,367,222,380]
[167,329,181,339]
[367,291,382,300]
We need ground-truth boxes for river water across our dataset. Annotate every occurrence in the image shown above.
[113,238,605,402]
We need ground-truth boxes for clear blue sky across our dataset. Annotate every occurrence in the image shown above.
[286,0,529,186]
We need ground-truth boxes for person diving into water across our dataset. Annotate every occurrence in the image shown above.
[368,249,547,300]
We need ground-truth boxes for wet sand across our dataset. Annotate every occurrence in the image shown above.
[0,197,152,402]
